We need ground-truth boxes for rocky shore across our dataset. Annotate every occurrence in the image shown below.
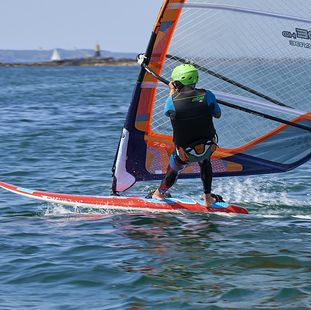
[0,57,137,67]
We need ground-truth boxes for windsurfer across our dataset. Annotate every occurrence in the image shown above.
[152,64,221,207]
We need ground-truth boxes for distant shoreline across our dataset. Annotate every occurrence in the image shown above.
[0,57,137,67]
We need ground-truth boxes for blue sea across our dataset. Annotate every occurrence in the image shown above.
[0,66,310,309]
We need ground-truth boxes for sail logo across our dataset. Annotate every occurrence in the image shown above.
[282,28,311,40]
[282,28,311,50]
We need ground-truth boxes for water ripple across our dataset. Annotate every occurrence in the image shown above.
[0,67,310,309]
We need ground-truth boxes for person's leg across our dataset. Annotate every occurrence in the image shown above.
[198,159,215,207]
[152,154,187,200]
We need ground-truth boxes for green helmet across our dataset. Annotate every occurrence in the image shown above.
[171,64,199,86]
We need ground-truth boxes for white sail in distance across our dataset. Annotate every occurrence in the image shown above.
[51,49,61,61]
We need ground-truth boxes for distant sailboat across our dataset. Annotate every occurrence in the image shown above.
[51,49,61,61]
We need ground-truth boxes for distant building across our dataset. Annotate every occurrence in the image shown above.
[51,49,61,61]
[94,44,101,58]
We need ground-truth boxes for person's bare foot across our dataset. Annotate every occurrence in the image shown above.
[152,189,165,200]
[203,193,216,207]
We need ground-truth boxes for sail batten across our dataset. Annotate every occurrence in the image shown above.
[112,0,311,193]
[168,3,311,24]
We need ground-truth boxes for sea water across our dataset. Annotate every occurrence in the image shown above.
[0,66,310,309]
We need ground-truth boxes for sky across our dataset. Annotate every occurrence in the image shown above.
[0,0,164,52]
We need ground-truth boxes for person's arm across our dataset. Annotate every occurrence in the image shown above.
[164,81,177,117]
[206,90,221,118]
[164,96,175,117]
[213,99,221,119]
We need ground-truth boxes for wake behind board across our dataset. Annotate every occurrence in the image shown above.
[0,181,248,214]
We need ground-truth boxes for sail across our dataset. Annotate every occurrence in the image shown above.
[51,49,61,61]
[112,0,311,193]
